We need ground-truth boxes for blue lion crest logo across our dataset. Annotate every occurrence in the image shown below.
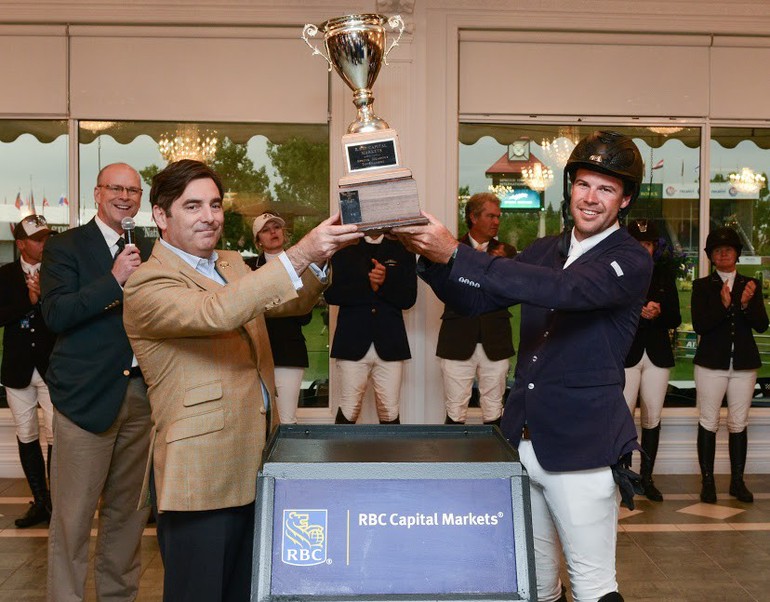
[282,510,327,566]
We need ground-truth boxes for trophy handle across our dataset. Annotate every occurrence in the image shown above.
[383,15,405,65]
[301,24,333,72]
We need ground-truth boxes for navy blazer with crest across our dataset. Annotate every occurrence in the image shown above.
[418,227,652,472]
[40,218,153,433]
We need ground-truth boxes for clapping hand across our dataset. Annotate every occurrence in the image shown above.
[25,271,41,304]
[741,280,757,310]
[721,280,732,308]
[369,258,386,291]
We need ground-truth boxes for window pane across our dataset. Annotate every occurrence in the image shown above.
[458,123,701,403]
[630,128,701,391]
[710,127,770,379]
[78,120,331,412]
[0,119,69,409]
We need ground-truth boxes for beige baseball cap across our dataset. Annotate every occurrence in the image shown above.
[252,212,285,237]
[14,214,54,241]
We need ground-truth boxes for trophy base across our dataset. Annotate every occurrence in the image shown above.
[339,166,412,187]
[354,215,430,234]
[338,176,427,232]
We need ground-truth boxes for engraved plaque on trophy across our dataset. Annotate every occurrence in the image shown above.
[303,14,427,231]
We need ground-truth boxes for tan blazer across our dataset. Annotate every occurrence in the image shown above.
[123,241,325,512]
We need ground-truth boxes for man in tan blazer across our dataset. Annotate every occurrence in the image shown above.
[123,159,361,602]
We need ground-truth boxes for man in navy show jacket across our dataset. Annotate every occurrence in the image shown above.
[396,131,651,602]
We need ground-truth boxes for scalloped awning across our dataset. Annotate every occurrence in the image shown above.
[0,120,328,145]
[459,124,770,150]
[4,120,770,150]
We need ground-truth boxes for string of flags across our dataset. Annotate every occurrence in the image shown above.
[10,192,68,209]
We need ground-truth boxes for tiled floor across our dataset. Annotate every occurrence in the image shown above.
[614,474,770,602]
[0,475,767,601]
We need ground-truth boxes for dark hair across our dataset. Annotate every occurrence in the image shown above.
[464,192,500,230]
[150,159,224,215]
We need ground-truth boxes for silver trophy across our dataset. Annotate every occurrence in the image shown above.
[303,14,403,133]
[303,14,426,231]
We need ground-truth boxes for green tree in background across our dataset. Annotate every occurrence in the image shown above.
[138,164,160,189]
[267,137,329,208]
[212,138,272,196]
[752,174,770,255]
[139,136,331,251]
[221,208,251,252]
[266,137,330,242]
[499,205,561,250]
[140,138,272,195]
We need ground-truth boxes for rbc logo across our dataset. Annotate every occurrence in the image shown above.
[282,510,327,566]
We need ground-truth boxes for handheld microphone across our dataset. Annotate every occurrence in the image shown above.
[121,217,136,246]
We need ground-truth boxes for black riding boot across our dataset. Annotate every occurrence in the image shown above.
[640,425,663,501]
[15,439,51,528]
[334,407,356,424]
[380,416,401,425]
[444,414,464,425]
[597,593,624,602]
[697,425,717,504]
[728,429,753,503]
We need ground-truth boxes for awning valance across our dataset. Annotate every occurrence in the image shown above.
[0,120,328,145]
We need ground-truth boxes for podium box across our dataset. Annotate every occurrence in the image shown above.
[252,424,536,602]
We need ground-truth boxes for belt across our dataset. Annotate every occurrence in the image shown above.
[129,366,143,379]
[521,425,531,440]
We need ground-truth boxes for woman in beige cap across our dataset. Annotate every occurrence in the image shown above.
[249,212,313,424]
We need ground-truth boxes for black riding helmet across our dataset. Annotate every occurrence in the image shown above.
[704,226,742,259]
[562,131,645,221]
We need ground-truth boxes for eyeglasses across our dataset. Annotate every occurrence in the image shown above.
[97,184,143,197]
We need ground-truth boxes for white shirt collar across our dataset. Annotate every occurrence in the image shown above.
[20,257,40,274]
[94,215,122,250]
[716,269,736,289]
[468,234,491,252]
[564,223,620,268]
[159,237,223,284]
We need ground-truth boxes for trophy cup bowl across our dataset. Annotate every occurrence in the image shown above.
[303,14,426,232]
[303,14,404,134]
